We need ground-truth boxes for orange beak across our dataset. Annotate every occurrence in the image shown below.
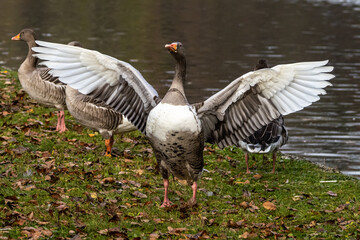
[165,43,177,53]
[11,33,21,41]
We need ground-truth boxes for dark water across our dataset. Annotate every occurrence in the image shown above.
[1,0,359,178]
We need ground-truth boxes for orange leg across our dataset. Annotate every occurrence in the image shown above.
[104,135,114,157]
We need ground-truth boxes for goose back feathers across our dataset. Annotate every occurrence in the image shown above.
[239,115,288,153]
[66,86,136,139]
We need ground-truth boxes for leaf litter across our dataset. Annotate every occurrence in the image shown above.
[0,68,360,239]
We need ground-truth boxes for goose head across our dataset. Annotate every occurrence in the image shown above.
[165,42,185,61]
[67,41,83,47]
[11,29,37,42]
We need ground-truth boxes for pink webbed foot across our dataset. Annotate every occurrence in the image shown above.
[160,199,173,208]
[186,181,198,207]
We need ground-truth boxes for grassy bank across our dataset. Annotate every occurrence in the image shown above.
[0,67,359,239]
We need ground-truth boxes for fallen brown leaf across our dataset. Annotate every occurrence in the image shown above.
[50,193,61,200]
[35,220,50,225]
[239,232,250,239]
[292,195,303,201]
[41,229,53,237]
[327,191,337,197]
[248,201,259,212]
[122,137,135,143]
[334,204,349,212]
[134,169,144,175]
[253,174,262,179]
[153,218,164,224]
[102,177,115,184]
[97,229,108,235]
[75,219,87,229]
[70,234,82,240]
[28,212,34,220]
[149,232,160,240]
[4,195,18,204]
[54,201,69,213]
[108,227,128,237]
[132,191,147,199]
[186,230,210,239]
[128,180,141,187]
[227,219,245,228]
[235,179,250,185]
[24,185,36,191]
[240,201,249,209]
[168,226,188,234]
[223,209,238,215]
[308,220,317,228]
[263,201,276,211]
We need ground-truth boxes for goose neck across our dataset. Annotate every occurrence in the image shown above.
[25,39,38,68]
[170,58,186,92]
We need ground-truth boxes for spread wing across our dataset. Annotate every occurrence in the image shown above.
[38,67,65,85]
[32,40,160,133]
[196,60,334,148]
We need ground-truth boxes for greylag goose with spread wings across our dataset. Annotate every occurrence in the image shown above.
[238,59,288,174]
[11,29,67,132]
[65,41,137,156]
[32,41,334,207]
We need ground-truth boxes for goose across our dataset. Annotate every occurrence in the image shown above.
[32,41,334,207]
[65,42,137,156]
[239,59,288,174]
[11,29,67,132]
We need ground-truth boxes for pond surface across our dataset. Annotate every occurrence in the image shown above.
[1,0,359,178]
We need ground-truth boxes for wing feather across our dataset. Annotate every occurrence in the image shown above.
[35,53,80,63]
[50,67,89,78]
[197,60,334,148]
[33,40,160,133]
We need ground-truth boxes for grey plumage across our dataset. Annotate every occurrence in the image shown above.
[11,29,67,132]
[66,86,136,139]
[145,42,203,206]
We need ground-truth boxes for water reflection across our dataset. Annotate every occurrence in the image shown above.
[0,0,359,178]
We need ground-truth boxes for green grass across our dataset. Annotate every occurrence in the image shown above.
[0,68,359,239]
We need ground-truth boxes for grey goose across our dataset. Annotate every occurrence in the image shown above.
[32,41,334,207]
[238,59,288,174]
[66,41,137,157]
[11,29,67,132]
